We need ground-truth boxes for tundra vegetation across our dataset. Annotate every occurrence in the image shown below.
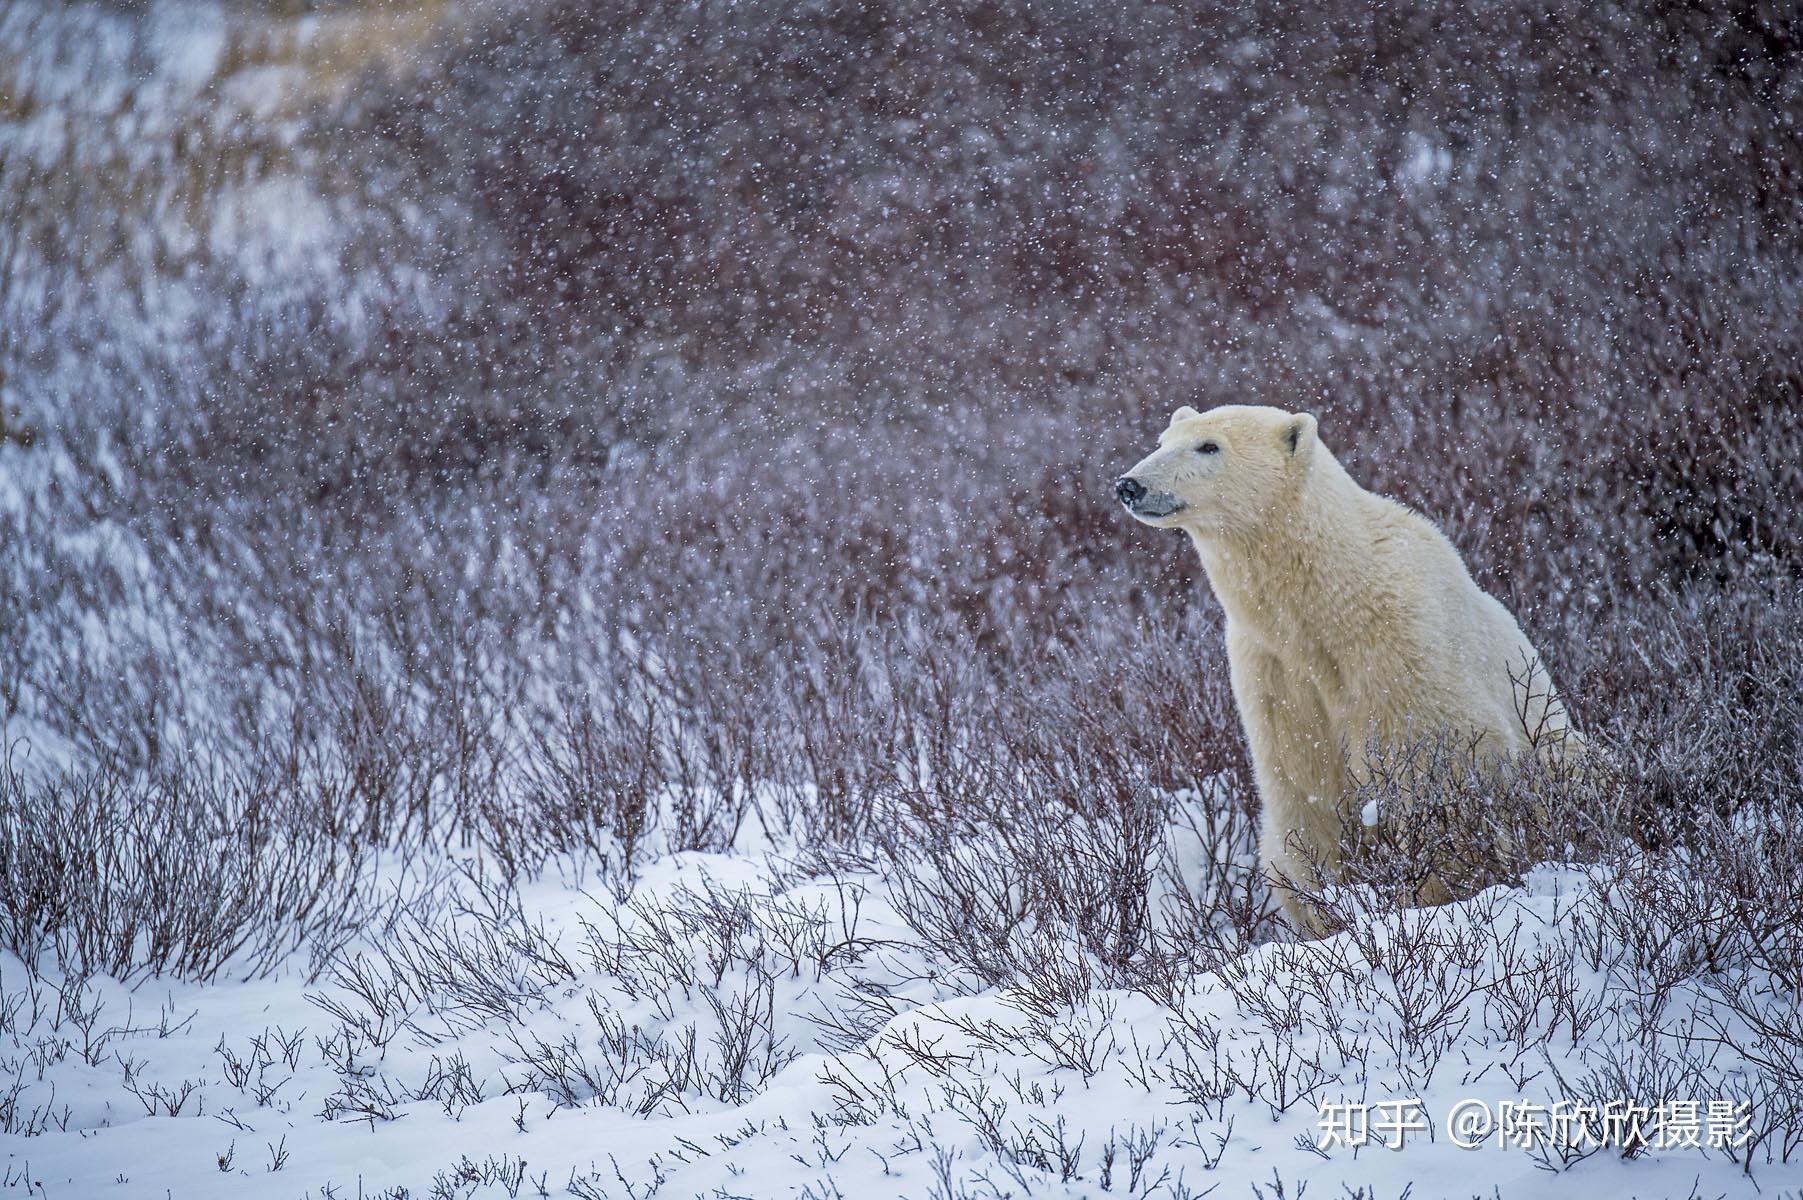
[0,0,1799,1194]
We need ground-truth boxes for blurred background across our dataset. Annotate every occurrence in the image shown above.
[0,0,1799,942]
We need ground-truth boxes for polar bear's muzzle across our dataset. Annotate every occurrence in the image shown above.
[1115,476,1186,521]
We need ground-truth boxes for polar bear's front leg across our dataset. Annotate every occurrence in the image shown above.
[1226,631,1347,934]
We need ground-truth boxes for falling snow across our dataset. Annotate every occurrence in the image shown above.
[2,2,1800,1198]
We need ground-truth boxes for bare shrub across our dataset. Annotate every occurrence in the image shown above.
[0,759,373,983]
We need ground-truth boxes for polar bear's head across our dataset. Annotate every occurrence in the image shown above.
[1114,404,1318,536]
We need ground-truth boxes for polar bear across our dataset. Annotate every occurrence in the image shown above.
[1115,404,1577,931]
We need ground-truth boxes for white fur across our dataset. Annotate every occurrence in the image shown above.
[1119,405,1576,931]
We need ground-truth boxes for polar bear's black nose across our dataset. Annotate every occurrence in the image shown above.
[1115,476,1146,506]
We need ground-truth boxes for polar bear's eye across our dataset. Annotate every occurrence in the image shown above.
[1196,441,1220,455]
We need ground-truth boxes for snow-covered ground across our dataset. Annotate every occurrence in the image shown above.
[3,835,1792,1199]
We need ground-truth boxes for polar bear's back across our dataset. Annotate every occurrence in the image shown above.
[1350,489,1565,761]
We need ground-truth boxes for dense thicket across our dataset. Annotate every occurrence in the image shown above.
[0,0,1798,963]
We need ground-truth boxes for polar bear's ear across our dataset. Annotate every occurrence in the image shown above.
[1284,412,1318,459]
[1167,405,1201,427]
